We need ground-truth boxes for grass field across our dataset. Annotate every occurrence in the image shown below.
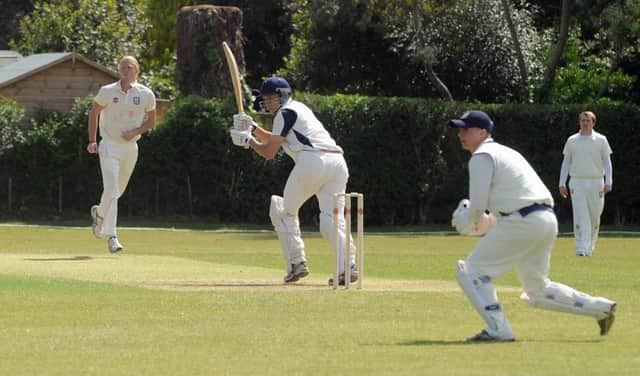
[1,225,638,375]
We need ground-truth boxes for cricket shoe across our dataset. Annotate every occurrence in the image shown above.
[466,329,515,343]
[90,205,104,238]
[283,262,309,283]
[108,236,123,253]
[328,265,359,286]
[598,303,616,336]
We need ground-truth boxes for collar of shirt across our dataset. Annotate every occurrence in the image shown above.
[118,80,138,94]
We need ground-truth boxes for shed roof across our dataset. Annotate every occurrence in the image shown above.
[0,52,118,89]
[0,50,23,68]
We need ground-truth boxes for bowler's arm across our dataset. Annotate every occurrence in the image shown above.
[121,109,156,141]
[87,102,105,154]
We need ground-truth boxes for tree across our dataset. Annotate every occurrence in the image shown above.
[282,0,428,97]
[144,0,291,88]
[536,0,570,103]
[593,0,640,103]
[381,0,543,102]
[501,0,529,101]
[0,0,35,49]
[10,0,149,70]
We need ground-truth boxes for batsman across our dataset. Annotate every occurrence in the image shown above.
[229,77,358,286]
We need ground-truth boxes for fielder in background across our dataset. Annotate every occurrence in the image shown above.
[449,110,616,342]
[87,56,156,253]
[559,111,613,257]
[229,77,357,286]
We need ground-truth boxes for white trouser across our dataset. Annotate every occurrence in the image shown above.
[569,178,605,254]
[96,140,138,237]
[462,209,613,331]
[271,151,353,272]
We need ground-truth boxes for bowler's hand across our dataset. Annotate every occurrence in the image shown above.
[603,185,612,194]
[121,129,138,141]
[87,142,98,154]
[559,186,568,199]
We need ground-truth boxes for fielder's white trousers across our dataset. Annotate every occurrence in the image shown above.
[280,151,354,271]
[568,178,605,255]
[462,210,614,334]
[466,210,557,294]
[96,140,138,237]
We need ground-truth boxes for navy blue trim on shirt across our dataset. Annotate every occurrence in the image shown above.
[279,109,298,137]
[293,129,313,147]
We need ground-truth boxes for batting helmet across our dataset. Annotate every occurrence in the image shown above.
[259,77,292,107]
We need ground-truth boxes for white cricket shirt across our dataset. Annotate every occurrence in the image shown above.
[94,81,156,144]
[469,139,553,215]
[272,100,342,161]
[560,131,612,183]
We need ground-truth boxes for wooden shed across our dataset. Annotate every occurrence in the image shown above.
[0,52,119,123]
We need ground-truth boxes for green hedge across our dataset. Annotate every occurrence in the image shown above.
[2,94,639,226]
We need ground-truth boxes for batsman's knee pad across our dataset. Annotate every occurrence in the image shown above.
[269,195,304,263]
[520,281,614,319]
[269,195,286,231]
[269,195,300,234]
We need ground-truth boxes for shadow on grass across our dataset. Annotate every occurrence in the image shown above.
[23,256,93,261]
[152,281,330,289]
[396,338,603,346]
[396,339,474,346]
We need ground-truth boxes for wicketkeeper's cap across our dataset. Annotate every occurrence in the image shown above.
[449,110,494,132]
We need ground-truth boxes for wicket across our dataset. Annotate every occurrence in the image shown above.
[332,192,364,289]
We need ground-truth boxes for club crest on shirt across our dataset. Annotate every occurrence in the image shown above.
[133,96,141,105]
[112,97,119,103]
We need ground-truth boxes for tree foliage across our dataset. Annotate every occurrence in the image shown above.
[0,0,35,49]
[282,0,544,102]
[0,97,25,158]
[10,0,149,70]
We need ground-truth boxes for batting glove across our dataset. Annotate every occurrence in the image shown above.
[229,128,254,149]
[233,113,256,131]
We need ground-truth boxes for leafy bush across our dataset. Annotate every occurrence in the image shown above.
[4,93,640,225]
[0,96,25,157]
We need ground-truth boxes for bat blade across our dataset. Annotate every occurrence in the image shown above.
[222,41,244,114]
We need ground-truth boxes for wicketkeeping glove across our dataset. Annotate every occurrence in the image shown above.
[229,128,254,149]
[451,198,495,236]
[233,113,256,131]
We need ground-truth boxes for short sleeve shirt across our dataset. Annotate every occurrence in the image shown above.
[272,100,342,160]
[94,81,156,144]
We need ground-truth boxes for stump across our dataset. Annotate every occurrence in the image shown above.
[176,5,244,98]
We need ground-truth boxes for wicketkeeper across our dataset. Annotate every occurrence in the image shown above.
[229,77,357,286]
[449,110,616,342]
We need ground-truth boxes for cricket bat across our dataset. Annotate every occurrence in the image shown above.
[222,41,244,114]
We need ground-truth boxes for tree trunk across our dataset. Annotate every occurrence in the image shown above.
[426,64,453,102]
[501,0,528,101]
[175,5,244,98]
[536,0,570,103]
